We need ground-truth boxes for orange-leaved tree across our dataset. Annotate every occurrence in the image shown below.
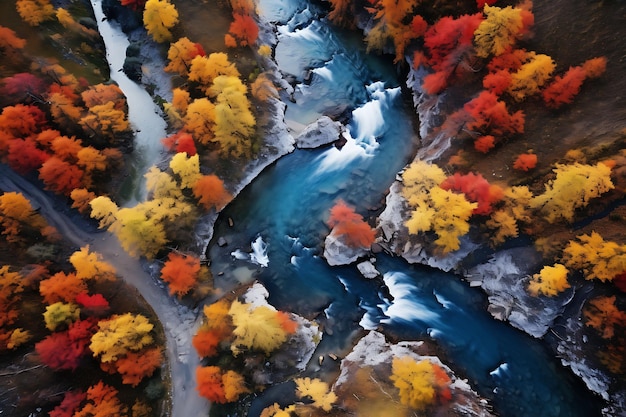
[39,271,87,304]
[583,296,626,340]
[38,157,84,195]
[193,299,233,358]
[183,98,216,145]
[160,252,201,297]
[463,90,525,139]
[196,366,248,403]
[164,37,206,76]
[513,153,537,171]
[327,200,375,249]
[225,13,259,48]
[188,53,240,95]
[0,191,47,244]
[100,347,162,387]
[192,174,231,211]
[16,0,55,26]
[73,381,128,417]
[0,266,26,351]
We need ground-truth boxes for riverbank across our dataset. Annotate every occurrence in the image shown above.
[97,1,623,416]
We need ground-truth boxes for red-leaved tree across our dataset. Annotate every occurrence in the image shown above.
[49,390,86,417]
[421,13,484,94]
[513,153,537,171]
[542,57,607,108]
[440,172,503,215]
[162,131,197,156]
[327,200,375,248]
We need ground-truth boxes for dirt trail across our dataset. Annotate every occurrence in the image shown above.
[0,163,208,417]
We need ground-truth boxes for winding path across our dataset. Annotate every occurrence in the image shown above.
[0,168,207,416]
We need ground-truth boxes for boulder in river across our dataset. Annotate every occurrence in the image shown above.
[294,116,344,149]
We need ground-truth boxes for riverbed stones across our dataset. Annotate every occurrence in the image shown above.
[357,259,379,279]
[294,115,343,149]
[334,331,495,416]
[323,231,368,266]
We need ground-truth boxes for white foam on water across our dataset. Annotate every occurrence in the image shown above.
[230,236,269,267]
[380,271,440,324]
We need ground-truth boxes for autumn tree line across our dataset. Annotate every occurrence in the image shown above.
[1,0,281,415]
[0,192,163,415]
[321,0,625,380]
[2,0,624,415]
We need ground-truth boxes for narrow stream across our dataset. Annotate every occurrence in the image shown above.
[90,0,167,205]
[207,2,605,416]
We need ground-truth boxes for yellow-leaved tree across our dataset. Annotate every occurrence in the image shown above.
[143,0,179,43]
[184,98,216,145]
[188,53,240,95]
[228,300,289,356]
[144,166,183,199]
[80,101,129,135]
[562,232,626,282]
[507,52,555,101]
[108,205,169,258]
[0,191,47,243]
[294,377,337,412]
[169,152,201,189]
[390,357,451,411]
[43,302,80,331]
[401,160,447,206]
[527,263,570,297]
[90,313,154,363]
[485,185,533,245]
[16,0,54,26]
[165,37,203,76]
[428,187,477,253]
[70,245,117,281]
[530,162,614,223]
[89,195,119,229]
[474,5,526,58]
[401,160,478,253]
[210,76,256,158]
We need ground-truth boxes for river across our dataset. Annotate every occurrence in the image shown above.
[4,1,603,416]
[206,1,605,416]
